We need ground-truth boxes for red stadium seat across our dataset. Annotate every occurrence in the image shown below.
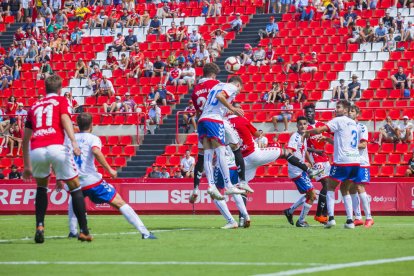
[379,166,394,177]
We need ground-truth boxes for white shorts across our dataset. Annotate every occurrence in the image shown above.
[223,119,240,146]
[302,66,316,73]
[313,161,331,182]
[30,144,78,181]
[244,147,281,182]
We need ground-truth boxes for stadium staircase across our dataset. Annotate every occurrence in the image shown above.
[0,20,25,49]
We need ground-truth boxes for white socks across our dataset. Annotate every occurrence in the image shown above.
[233,194,249,219]
[119,204,150,236]
[327,191,335,217]
[351,193,362,220]
[203,149,215,188]
[343,194,353,220]
[359,192,372,219]
[68,197,78,235]
[299,203,312,223]
[289,195,306,215]
[215,146,232,189]
[214,199,235,224]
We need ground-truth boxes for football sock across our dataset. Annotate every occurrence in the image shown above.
[286,154,309,172]
[239,194,247,219]
[233,194,249,219]
[203,149,215,188]
[359,192,372,220]
[327,191,335,218]
[68,197,79,235]
[70,188,89,235]
[289,195,306,215]
[343,194,353,221]
[215,146,232,189]
[232,148,245,181]
[119,204,150,236]
[351,193,362,220]
[35,186,48,228]
[299,203,312,223]
[214,199,235,224]
[193,154,204,189]
[316,187,327,217]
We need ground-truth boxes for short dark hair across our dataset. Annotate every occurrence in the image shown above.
[350,105,361,114]
[77,112,93,132]
[297,116,308,123]
[228,75,243,85]
[45,75,62,94]
[303,103,315,110]
[11,164,17,169]
[202,63,220,77]
[337,100,351,111]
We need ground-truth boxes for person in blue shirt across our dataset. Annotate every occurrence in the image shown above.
[258,16,279,40]
[154,83,174,106]
[374,22,388,42]
[340,6,360,27]
[147,16,161,35]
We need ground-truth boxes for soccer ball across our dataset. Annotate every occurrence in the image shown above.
[224,56,241,73]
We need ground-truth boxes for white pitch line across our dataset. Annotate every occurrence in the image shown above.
[254,256,414,276]
[0,261,323,266]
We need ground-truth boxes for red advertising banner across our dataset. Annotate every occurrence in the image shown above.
[0,179,403,214]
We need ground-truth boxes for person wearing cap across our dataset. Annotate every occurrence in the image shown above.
[183,100,197,133]
[149,164,162,178]
[186,29,202,51]
[64,91,81,113]
[180,150,195,178]
[258,16,279,41]
[348,74,361,102]
[15,102,27,122]
[147,15,161,35]
[96,75,115,98]
[160,166,170,178]
[165,62,182,86]
[226,13,242,34]
[178,62,196,88]
[103,95,123,115]
[332,79,348,101]
[146,101,161,134]
[301,52,318,75]
[122,92,138,113]
[284,52,305,74]
[374,22,388,42]
[237,43,253,66]
[378,116,399,146]
[252,44,266,67]
[391,66,410,90]
[194,44,210,67]
[173,168,183,178]
[403,21,414,42]
[166,22,178,42]
[397,116,413,143]
[277,82,290,102]
[107,33,125,52]
[122,29,138,51]
[272,98,293,132]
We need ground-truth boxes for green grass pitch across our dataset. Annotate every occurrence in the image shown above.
[0,215,413,275]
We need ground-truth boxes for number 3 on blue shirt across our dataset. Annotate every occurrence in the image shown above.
[350,130,358,149]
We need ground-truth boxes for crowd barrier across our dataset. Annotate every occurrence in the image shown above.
[0,178,413,215]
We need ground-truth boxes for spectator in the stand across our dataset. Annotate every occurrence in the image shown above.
[355,0,377,10]
[87,65,102,92]
[406,151,414,176]
[55,9,68,27]
[107,33,124,52]
[322,1,337,20]
[166,50,176,68]
[348,74,361,101]
[75,58,88,78]
[378,116,399,145]
[301,2,316,21]
[382,29,396,52]
[64,92,80,113]
[347,22,362,46]
[123,29,138,51]
[194,44,210,67]
[183,100,197,133]
[281,0,292,14]
[402,21,414,42]
[201,0,212,17]
[207,37,221,62]
[268,135,280,148]
[122,92,138,113]
[96,75,115,98]
[118,8,131,28]
[394,0,414,8]
[70,26,83,45]
[255,130,268,148]
[73,1,91,22]
[38,40,52,62]
[50,33,63,54]
[166,22,178,42]
[277,82,290,102]
[15,102,27,122]
[263,43,276,65]
[13,42,27,63]
[226,13,242,34]
[382,10,396,30]
[102,51,118,71]
[160,166,170,178]
[146,87,156,104]
[156,2,172,18]
[103,95,123,115]
[117,53,129,72]
[176,21,188,42]
[154,83,174,106]
[6,96,18,123]
[395,12,405,34]
[301,51,318,75]
[270,0,281,13]
[127,54,142,79]
[89,9,108,29]
[36,60,53,80]
[391,66,410,90]
[12,59,22,80]
[238,43,253,66]
[178,61,196,88]
[284,52,305,74]
[186,29,202,51]
[331,79,348,101]
[265,82,281,103]
[147,16,161,35]
[21,0,33,21]
[146,101,161,134]
[7,122,22,156]
[0,69,12,91]
[374,22,388,42]
[211,0,222,17]
[252,44,266,67]
[165,62,182,86]
[359,21,374,43]
[149,164,162,178]
[39,2,52,25]
[153,55,166,78]
[173,168,183,178]
[180,150,195,178]
[142,57,154,77]
[407,65,414,89]
[258,16,279,40]
[293,80,307,102]
[0,107,10,135]
[8,165,21,179]
[176,52,186,67]
[49,0,62,14]
[340,6,360,27]
[272,98,293,131]
[398,116,413,143]
[140,10,150,26]
[22,17,35,31]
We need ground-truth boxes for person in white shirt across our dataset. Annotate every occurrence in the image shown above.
[303,100,360,229]
[180,150,195,178]
[403,21,414,42]
[397,115,413,143]
[96,75,115,98]
[226,13,242,33]
[348,106,374,228]
[255,130,268,148]
[65,112,156,239]
[178,62,196,88]
[186,29,202,50]
[194,44,210,67]
[283,116,316,228]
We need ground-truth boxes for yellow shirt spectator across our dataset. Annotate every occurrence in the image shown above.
[75,7,91,19]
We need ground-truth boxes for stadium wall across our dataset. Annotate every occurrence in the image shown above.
[0,178,413,215]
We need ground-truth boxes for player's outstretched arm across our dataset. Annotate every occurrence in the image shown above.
[304,125,329,137]
[61,114,81,156]
[22,127,33,181]
[93,148,117,179]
